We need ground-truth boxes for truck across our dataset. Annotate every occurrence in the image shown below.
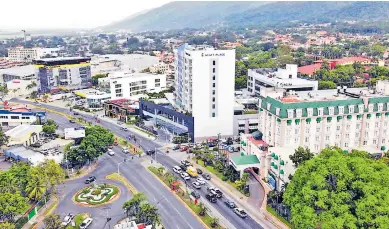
[186,166,198,178]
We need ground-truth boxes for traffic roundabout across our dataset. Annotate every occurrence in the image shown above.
[74,183,120,206]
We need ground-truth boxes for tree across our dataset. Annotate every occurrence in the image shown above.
[0,222,15,229]
[198,202,208,216]
[318,80,337,90]
[289,146,314,167]
[39,159,65,190]
[42,125,56,134]
[157,167,165,175]
[25,81,37,91]
[26,167,46,201]
[91,74,106,87]
[0,192,28,222]
[284,147,389,229]
[136,203,161,228]
[123,193,147,217]
[0,84,8,98]
[210,217,219,228]
[0,126,9,147]
[0,162,31,193]
[43,213,62,229]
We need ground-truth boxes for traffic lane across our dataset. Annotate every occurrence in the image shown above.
[156,153,263,229]
[54,155,132,229]
[109,149,205,229]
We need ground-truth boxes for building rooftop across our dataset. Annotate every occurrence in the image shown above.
[110,72,164,81]
[0,65,35,76]
[230,154,260,166]
[5,125,42,139]
[33,57,91,65]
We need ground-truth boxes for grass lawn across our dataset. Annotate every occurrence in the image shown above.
[148,166,224,229]
[266,206,294,229]
[66,213,88,229]
[106,173,138,194]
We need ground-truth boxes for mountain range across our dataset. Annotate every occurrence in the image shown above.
[104,1,389,32]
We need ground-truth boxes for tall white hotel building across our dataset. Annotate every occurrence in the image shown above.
[174,44,235,141]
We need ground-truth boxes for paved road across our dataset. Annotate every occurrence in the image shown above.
[13,99,264,229]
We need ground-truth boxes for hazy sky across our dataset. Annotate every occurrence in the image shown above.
[0,0,172,30]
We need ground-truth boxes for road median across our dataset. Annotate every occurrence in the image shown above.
[106,173,138,194]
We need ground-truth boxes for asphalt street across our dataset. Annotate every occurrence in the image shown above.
[13,99,264,229]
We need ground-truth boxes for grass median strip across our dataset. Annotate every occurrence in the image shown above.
[43,195,59,216]
[148,166,224,229]
[106,173,138,194]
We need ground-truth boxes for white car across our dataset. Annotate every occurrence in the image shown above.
[180,172,190,180]
[192,182,201,189]
[107,149,115,156]
[173,166,182,174]
[61,213,74,226]
[79,218,93,229]
[196,177,206,185]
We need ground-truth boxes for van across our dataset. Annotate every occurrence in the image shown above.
[186,166,198,178]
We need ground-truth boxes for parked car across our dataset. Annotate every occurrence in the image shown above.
[205,193,217,203]
[122,147,129,153]
[173,144,180,150]
[224,200,236,208]
[192,182,201,189]
[61,213,74,226]
[69,119,76,123]
[180,160,191,167]
[73,112,79,115]
[108,149,115,156]
[179,164,187,171]
[180,172,190,180]
[173,166,182,174]
[146,150,155,155]
[117,121,124,125]
[196,168,203,174]
[202,173,211,180]
[79,218,93,229]
[191,191,201,199]
[85,176,96,184]
[196,177,206,185]
[233,208,248,218]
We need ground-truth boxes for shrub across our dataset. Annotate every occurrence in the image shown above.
[91,189,102,196]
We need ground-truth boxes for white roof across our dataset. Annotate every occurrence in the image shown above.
[0,65,35,76]
[6,125,42,139]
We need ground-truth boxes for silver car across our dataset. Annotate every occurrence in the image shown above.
[192,182,201,189]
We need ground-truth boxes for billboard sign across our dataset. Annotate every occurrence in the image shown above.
[64,127,85,139]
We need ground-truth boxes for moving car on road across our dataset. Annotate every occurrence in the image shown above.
[192,182,201,189]
[173,166,182,174]
[120,127,129,131]
[79,218,93,229]
[208,187,223,198]
[180,172,190,180]
[173,144,180,150]
[69,119,76,123]
[202,173,211,180]
[186,166,198,177]
[85,176,96,184]
[196,168,203,174]
[205,193,217,203]
[180,160,191,167]
[61,213,74,226]
[233,208,248,218]
[191,191,201,199]
[108,149,115,156]
[146,150,155,155]
[224,199,236,208]
[196,177,206,185]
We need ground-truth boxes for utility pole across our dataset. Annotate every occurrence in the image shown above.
[101,207,111,229]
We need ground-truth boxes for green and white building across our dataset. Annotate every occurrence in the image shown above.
[259,86,389,154]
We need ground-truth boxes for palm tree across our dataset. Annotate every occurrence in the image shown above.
[43,213,62,229]
[26,172,46,201]
[123,192,147,217]
[26,81,37,90]
[198,202,207,216]
[136,203,161,228]
[157,167,165,175]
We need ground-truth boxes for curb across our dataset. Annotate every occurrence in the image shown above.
[66,162,98,181]
[146,166,211,229]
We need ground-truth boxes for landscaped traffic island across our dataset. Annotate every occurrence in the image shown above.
[74,184,120,206]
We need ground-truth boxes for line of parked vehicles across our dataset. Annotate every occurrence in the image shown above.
[172,160,248,219]
[61,213,93,229]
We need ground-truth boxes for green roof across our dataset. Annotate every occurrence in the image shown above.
[260,95,389,118]
[230,155,260,166]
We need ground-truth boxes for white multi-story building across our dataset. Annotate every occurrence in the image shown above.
[149,62,169,74]
[247,64,318,96]
[174,44,235,141]
[109,72,167,99]
[8,47,61,63]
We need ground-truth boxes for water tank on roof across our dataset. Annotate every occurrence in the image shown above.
[252,131,262,140]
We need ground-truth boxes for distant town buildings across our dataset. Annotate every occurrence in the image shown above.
[33,57,91,93]
[8,47,61,63]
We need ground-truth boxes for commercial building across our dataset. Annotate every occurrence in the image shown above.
[149,62,169,74]
[73,89,111,108]
[0,65,35,83]
[247,64,318,96]
[33,57,91,93]
[109,72,167,99]
[5,125,43,146]
[104,99,139,122]
[174,44,235,141]
[8,47,61,63]
[6,79,37,98]
[0,107,45,127]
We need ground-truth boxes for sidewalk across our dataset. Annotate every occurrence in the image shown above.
[21,196,58,229]
[167,150,289,229]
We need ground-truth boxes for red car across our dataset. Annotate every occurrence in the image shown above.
[180,146,189,152]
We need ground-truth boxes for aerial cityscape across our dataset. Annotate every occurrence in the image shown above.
[1,1,389,229]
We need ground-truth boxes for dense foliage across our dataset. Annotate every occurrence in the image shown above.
[284,147,389,229]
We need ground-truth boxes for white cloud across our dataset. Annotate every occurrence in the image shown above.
[0,0,171,29]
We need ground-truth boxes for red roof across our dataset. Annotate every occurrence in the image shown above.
[137,224,146,229]
[298,63,322,75]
